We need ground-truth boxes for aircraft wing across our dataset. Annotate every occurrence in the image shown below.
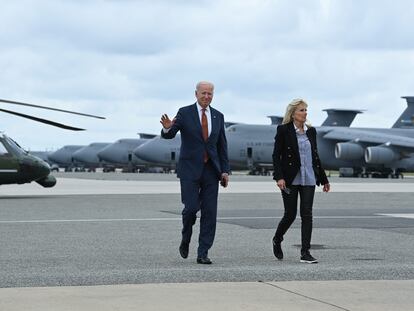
[321,128,414,150]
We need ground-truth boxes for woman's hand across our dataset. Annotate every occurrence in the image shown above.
[323,183,330,192]
[276,179,286,190]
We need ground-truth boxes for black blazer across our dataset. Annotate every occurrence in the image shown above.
[272,122,328,186]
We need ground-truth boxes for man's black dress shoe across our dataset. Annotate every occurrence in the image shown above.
[179,241,189,259]
[272,238,283,260]
[196,257,212,264]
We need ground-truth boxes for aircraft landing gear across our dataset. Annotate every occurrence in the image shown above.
[388,169,403,179]
[339,167,404,179]
[248,167,271,176]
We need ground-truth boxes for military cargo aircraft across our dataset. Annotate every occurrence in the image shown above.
[134,135,181,170]
[97,138,151,172]
[48,145,86,172]
[135,97,414,177]
[72,143,111,172]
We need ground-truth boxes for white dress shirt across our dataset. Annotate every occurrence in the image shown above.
[196,102,212,137]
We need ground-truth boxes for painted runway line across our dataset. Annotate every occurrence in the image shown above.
[0,215,396,224]
[0,178,413,196]
[377,213,414,219]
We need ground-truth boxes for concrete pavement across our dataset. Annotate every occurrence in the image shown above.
[1,280,413,311]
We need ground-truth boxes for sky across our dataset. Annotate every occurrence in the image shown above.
[0,0,413,150]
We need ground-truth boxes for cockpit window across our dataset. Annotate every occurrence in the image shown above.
[4,136,26,156]
[0,141,10,156]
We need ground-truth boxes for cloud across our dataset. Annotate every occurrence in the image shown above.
[0,0,413,149]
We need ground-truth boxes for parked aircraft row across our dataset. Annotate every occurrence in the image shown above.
[45,96,414,179]
[44,108,366,172]
[47,136,152,173]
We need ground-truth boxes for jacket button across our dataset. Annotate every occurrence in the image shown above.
[289,163,292,166]
[288,147,291,149]
[288,155,292,157]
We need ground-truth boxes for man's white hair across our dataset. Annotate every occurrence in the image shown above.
[196,81,214,92]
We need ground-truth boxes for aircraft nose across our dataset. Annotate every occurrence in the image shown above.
[20,157,51,180]
[47,151,59,163]
[38,161,51,178]
[97,146,119,163]
[48,150,70,164]
[73,149,92,163]
[134,142,156,162]
[97,148,110,162]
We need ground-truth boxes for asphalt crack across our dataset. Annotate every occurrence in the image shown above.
[258,280,352,311]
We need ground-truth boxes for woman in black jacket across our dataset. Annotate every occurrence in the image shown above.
[272,99,330,263]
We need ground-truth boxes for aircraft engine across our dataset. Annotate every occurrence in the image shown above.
[364,146,398,164]
[35,175,57,188]
[335,142,364,160]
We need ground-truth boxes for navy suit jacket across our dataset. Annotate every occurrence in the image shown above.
[161,103,230,181]
[272,122,328,186]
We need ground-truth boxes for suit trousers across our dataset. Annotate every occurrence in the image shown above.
[274,185,315,253]
[180,160,219,258]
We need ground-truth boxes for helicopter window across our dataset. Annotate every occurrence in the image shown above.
[4,136,26,156]
[0,142,10,156]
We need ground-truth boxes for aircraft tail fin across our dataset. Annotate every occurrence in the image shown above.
[267,116,283,125]
[137,133,157,139]
[321,109,363,127]
[225,122,239,128]
[392,96,414,128]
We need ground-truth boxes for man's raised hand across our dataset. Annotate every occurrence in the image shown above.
[160,114,173,129]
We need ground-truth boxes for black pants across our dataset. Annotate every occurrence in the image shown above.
[274,185,315,254]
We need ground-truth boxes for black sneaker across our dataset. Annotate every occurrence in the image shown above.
[272,238,283,260]
[300,252,318,264]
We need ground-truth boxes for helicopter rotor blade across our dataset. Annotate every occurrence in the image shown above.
[0,98,105,119]
[0,108,85,131]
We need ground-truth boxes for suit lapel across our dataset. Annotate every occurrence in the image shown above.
[209,106,218,140]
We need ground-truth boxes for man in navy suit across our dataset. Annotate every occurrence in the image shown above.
[160,81,230,264]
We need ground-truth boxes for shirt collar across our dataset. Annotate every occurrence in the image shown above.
[293,122,308,133]
[197,102,210,113]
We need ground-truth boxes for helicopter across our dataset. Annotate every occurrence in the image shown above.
[0,98,105,188]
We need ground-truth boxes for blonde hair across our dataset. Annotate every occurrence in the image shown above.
[282,98,311,126]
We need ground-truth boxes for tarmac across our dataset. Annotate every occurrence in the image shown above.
[0,173,413,310]
[1,280,414,311]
